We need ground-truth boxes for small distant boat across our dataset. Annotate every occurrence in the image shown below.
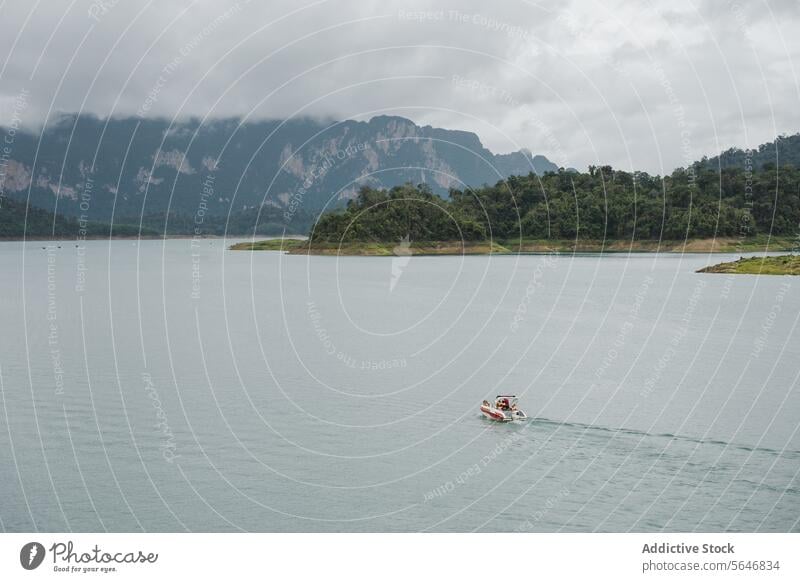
[480,395,527,422]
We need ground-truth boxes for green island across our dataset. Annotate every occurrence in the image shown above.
[698,255,800,275]
[231,161,800,257]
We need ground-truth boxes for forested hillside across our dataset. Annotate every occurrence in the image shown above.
[701,134,800,172]
[0,197,157,238]
[311,161,800,242]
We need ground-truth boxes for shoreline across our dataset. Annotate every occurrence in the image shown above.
[697,255,800,275]
[0,234,306,242]
[230,236,797,256]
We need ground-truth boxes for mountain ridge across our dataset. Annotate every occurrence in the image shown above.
[0,114,559,231]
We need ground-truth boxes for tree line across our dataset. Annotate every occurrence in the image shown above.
[310,162,800,242]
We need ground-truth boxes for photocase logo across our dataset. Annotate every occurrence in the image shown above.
[20,542,45,570]
[390,235,413,292]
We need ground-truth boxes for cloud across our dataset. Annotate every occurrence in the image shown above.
[0,0,797,173]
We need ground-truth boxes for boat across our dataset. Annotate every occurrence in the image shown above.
[480,395,527,422]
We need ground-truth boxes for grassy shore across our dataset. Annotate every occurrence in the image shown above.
[229,238,307,251]
[230,235,798,256]
[229,239,508,255]
[697,255,800,275]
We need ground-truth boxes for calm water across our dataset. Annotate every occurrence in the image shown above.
[0,239,798,532]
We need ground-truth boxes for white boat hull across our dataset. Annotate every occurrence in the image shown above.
[480,404,527,422]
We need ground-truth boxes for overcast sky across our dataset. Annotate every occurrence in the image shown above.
[0,0,797,173]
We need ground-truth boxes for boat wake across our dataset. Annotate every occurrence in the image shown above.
[524,417,800,459]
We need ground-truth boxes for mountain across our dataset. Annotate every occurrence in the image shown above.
[0,114,559,233]
[493,149,560,176]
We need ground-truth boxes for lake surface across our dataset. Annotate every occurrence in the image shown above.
[0,239,798,532]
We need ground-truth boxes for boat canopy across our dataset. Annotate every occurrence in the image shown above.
[495,395,518,406]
